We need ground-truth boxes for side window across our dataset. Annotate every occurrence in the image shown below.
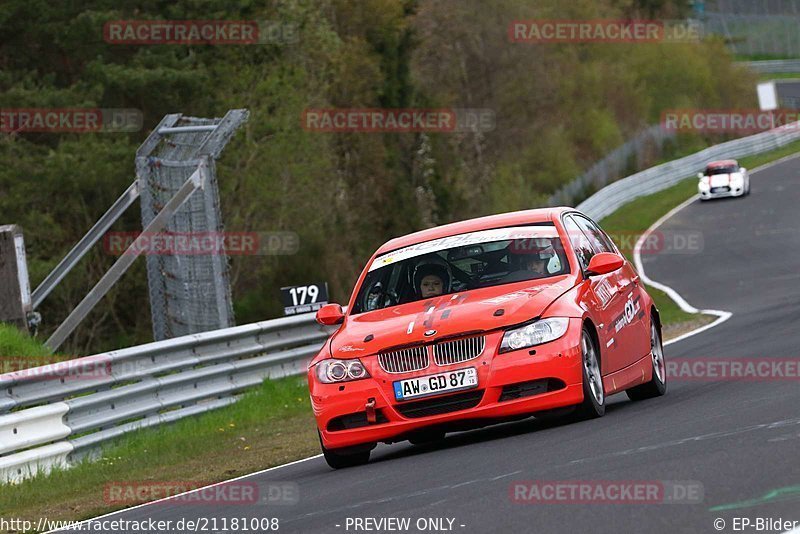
[573,215,616,254]
[563,216,595,270]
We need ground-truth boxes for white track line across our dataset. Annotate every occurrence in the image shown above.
[635,152,800,346]
[46,454,323,532]
[633,194,732,346]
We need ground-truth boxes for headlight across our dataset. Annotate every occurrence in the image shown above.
[316,358,371,383]
[499,317,569,353]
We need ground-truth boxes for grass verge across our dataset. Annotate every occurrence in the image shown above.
[0,324,69,374]
[757,72,800,81]
[3,139,800,529]
[0,376,319,527]
[0,324,52,360]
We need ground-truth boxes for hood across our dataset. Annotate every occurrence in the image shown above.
[709,172,742,187]
[328,275,574,358]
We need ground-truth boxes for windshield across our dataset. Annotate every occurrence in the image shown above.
[706,165,738,175]
[351,224,570,313]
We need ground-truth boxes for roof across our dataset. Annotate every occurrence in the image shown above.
[706,159,738,168]
[375,207,574,255]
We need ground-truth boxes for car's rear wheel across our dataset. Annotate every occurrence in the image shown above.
[576,326,605,418]
[319,432,372,469]
[626,319,667,401]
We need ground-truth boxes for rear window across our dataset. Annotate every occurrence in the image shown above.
[351,224,570,314]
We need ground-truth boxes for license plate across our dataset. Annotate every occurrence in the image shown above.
[710,186,730,193]
[393,367,478,401]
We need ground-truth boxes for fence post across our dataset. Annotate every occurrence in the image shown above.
[0,225,33,333]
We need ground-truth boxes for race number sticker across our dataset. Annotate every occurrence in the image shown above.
[612,294,643,333]
[281,282,329,315]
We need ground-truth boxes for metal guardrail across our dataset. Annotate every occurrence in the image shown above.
[0,314,330,483]
[576,122,800,220]
[744,59,800,74]
[4,121,800,484]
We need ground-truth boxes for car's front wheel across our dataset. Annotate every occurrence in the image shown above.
[576,326,606,418]
[626,319,667,401]
[319,432,372,469]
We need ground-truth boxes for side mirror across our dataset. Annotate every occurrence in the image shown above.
[316,303,345,326]
[739,167,747,173]
[697,172,704,179]
[585,252,625,277]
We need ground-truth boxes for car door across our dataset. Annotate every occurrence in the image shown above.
[562,214,628,375]
[572,215,650,366]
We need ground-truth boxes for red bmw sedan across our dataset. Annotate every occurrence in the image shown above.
[308,208,667,468]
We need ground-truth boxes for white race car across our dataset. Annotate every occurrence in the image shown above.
[697,159,750,200]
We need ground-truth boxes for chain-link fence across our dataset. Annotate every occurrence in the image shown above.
[703,0,800,58]
[136,110,248,341]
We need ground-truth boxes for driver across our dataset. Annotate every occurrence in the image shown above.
[413,262,451,298]
[525,255,549,275]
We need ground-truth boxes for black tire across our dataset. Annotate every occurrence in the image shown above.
[319,433,372,469]
[575,326,605,419]
[626,318,667,401]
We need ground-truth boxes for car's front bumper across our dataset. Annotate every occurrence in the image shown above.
[699,183,745,199]
[309,319,585,450]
